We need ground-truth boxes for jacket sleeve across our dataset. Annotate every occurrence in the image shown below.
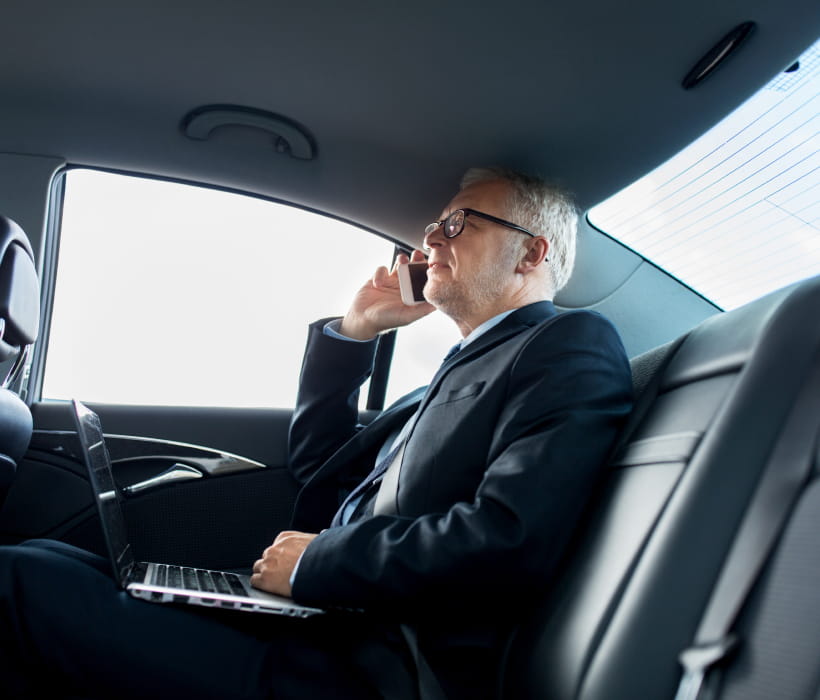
[291,312,634,618]
[288,318,378,486]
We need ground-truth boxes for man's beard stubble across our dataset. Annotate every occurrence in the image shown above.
[424,240,521,323]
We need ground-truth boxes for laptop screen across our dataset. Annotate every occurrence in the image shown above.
[71,399,136,587]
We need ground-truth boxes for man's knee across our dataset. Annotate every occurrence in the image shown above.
[0,540,115,616]
[0,542,46,586]
[17,538,111,573]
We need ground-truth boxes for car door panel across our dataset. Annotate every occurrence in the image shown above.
[0,401,300,571]
[30,402,293,466]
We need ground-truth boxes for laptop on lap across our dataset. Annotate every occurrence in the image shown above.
[70,399,324,618]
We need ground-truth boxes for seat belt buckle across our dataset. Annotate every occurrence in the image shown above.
[674,634,738,700]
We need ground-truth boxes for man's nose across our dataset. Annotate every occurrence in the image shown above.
[423,223,446,250]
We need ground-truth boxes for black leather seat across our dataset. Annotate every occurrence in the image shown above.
[0,216,40,504]
[501,274,820,699]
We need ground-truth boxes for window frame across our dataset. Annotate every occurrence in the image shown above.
[30,166,406,411]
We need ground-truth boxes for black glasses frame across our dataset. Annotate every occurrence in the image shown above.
[425,207,536,239]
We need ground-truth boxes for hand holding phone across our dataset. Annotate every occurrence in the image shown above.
[340,253,432,339]
[398,262,428,305]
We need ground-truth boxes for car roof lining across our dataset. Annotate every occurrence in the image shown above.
[1,0,818,246]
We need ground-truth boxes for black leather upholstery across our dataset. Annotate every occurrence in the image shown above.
[501,274,820,699]
[0,216,39,504]
[0,222,39,367]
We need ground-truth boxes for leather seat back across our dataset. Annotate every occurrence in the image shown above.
[502,274,820,699]
[0,216,39,495]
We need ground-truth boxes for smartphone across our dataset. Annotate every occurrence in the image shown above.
[398,261,428,305]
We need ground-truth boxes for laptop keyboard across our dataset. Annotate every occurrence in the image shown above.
[151,563,247,597]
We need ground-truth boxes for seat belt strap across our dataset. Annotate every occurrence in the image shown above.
[674,353,820,700]
[373,440,406,516]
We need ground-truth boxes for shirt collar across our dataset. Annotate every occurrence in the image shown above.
[459,309,517,349]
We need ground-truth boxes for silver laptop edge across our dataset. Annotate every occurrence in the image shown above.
[71,399,323,619]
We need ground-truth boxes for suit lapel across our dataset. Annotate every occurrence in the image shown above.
[414,300,558,416]
[301,386,425,486]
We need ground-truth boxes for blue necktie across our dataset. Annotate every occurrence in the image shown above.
[330,439,404,527]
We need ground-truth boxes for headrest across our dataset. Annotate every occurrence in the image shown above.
[0,216,40,364]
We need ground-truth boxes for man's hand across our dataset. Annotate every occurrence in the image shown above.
[340,249,435,340]
[250,530,318,598]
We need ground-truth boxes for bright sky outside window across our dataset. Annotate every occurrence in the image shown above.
[588,39,819,311]
[44,171,395,407]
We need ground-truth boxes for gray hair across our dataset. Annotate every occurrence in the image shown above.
[460,167,578,293]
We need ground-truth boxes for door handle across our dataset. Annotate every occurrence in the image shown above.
[122,463,203,496]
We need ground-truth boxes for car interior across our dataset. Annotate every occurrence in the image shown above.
[0,0,818,697]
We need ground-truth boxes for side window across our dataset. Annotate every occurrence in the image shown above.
[43,169,395,408]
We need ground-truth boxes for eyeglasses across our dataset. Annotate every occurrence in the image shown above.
[424,208,536,240]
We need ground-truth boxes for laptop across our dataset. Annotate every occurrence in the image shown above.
[71,398,324,618]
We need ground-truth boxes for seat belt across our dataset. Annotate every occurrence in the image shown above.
[673,352,820,700]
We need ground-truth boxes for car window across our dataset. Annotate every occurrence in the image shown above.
[43,169,404,408]
[588,39,820,310]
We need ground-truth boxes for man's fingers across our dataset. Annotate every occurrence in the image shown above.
[391,250,426,274]
[372,265,390,287]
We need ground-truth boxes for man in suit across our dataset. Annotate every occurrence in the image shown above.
[249,167,634,695]
[0,167,632,699]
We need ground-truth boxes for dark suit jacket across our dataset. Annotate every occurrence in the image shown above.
[287,301,633,694]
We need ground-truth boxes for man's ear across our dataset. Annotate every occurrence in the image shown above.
[516,237,549,273]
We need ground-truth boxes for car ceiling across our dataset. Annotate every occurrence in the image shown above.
[3,0,818,243]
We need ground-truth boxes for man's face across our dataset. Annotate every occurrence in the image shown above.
[423,180,523,322]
